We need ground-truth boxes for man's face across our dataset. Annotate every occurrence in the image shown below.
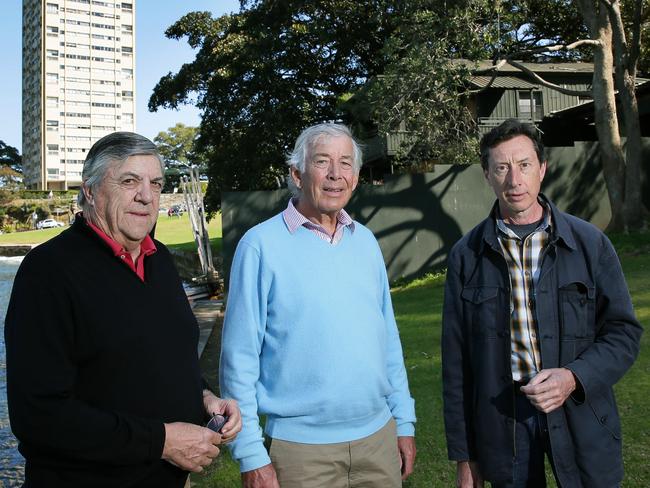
[84,154,163,250]
[484,134,547,224]
[291,135,359,220]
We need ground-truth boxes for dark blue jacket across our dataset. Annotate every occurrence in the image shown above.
[442,197,642,487]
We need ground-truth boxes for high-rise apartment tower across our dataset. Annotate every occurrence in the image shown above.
[22,0,136,190]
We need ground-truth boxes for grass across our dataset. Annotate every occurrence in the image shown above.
[0,213,223,253]
[191,230,650,488]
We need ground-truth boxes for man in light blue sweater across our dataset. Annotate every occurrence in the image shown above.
[220,123,416,488]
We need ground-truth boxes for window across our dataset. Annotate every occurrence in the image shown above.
[91,23,115,30]
[46,72,59,83]
[518,91,544,120]
[92,102,119,108]
[46,3,59,14]
[64,19,90,27]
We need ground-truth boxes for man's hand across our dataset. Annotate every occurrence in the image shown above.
[520,368,576,413]
[162,422,221,473]
[241,463,280,488]
[456,460,484,488]
[397,436,416,480]
[203,391,242,443]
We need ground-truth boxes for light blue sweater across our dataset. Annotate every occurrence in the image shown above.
[220,213,416,472]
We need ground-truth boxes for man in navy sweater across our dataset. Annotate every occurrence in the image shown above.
[221,123,416,488]
[5,132,241,487]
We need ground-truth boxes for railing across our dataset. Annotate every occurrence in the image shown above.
[477,117,536,134]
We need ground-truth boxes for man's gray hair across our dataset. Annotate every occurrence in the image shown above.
[286,123,363,196]
[77,132,165,212]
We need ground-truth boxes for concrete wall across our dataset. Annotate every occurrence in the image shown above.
[222,138,648,285]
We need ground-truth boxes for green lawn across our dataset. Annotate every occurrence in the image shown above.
[0,213,222,252]
[192,231,650,488]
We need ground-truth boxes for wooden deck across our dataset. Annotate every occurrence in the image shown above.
[190,298,224,357]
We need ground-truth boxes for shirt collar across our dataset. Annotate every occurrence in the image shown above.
[495,198,552,240]
[282,198,355,234]
[85,215,157,258]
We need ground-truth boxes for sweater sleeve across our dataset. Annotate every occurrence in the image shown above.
[378,248,416,437]
[220,239,271,472]
[4,254,165,466]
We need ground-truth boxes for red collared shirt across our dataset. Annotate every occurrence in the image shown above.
[85,218,157,282]
[282,198,355,245]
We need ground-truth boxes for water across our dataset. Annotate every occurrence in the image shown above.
[0,257,25,487]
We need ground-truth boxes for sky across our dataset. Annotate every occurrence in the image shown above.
[0,0,241,150]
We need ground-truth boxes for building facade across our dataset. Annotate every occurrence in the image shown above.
[22,0,135,190]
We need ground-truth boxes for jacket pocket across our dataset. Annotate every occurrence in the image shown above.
[564,389,623,485]
[558,281,595,339]
[461,286,499,339]
[588,390,622,440]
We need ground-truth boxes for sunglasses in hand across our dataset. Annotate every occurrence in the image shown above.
[206,413,229,433]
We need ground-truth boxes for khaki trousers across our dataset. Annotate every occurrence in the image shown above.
[268,418,401,488]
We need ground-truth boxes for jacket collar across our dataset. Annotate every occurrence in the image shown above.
[474,194,577,255]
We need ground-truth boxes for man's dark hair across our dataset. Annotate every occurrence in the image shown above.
[479,118,545,171]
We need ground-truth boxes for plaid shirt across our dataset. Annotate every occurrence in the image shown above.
[496,206,552,382]
[282,198,355,245]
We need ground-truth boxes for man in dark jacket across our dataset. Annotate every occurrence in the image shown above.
[442,119,642,488]
[5,132,241,487]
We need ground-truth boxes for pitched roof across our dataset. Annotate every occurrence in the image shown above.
[469,75,540,89]
[458,59,595,74]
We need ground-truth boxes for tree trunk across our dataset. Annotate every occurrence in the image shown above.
[580,3,627,231]
[608,0,647,230]
[591,36,627,231]
[618,69,646,230]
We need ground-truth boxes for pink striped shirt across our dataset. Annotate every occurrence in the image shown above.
[282,199,355,245]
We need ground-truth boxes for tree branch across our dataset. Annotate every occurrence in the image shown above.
[467,60,507,94]
[471,39,601,98]
[600,0,632,73]
[628,0,643,73]
[507,60,593,97]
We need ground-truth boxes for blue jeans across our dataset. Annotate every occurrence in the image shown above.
[492,392,553,488]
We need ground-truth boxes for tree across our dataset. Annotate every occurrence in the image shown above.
[151,1,647,230]
[149,1,405,211]
[154,123,200,169]
[0,140,23,189]
[483,0,648,231]
[366,2,499,169]
[370,0,648,231]
[154,123,201,192]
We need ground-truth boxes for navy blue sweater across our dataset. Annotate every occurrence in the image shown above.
[5,216,205,487]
